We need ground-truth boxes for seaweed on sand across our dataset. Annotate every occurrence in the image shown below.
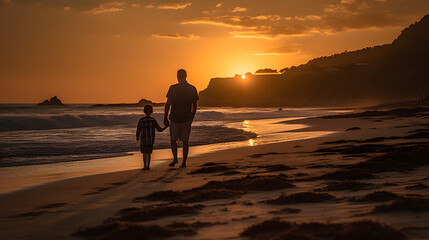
[248,152,282,158]
[117,204,204,222]
[320,107,429,119]
[138,174,294,203]
[257,164,295,172]
[189,165,231,174]
[355,191,398,202]
[36,203,68,209]
[8,211,48,218]
[200,162,226,167]
[316,180,373,191]
[199,174,293,191]
[405,183,429,190]
[314,144,395,155]
[373,196,429,212]
[218,170,241,175]
[73,221,217,240]
[323,131,429,145]
[269,207,301,214]
[354,146,429,172]
[346,127,361,131]
[320,145,429,180]
[241,218,406,240]
[319,169,376,180]
[265,192,336,205]
[138,188,242,203]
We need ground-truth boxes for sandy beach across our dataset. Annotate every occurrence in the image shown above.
[1,106,429,240]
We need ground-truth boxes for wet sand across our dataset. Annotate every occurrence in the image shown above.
[1,107,429,239]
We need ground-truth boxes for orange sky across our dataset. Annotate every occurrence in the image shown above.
[1,0,428,103]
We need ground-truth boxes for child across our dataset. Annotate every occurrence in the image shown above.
[136,104,167,170]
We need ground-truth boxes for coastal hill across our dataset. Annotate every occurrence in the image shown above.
[199,14,429,107]
[37,96,65,106]
[91,98,164,107]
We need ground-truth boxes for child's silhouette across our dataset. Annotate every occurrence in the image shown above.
[136,104,167,170]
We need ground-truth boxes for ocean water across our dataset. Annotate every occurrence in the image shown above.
[0,105,340,168]
[0,104,346,194]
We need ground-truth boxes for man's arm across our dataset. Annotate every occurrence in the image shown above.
[192,87,199,120]
[164,98,171,127]
[191,100,198,120]
[155,120,167,132]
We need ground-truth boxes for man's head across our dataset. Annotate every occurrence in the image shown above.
[143,104,153,115]
[177,69,187,82]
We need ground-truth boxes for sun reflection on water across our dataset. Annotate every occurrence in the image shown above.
[243,120,249,128]
[248,139,254,146]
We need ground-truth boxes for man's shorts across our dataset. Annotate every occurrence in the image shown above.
[170,119,192,142]
[140,144,154,154]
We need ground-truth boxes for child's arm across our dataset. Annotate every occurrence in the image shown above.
[136,120,141,141]
[154,120,167,132]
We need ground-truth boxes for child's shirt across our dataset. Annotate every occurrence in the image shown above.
[136,116,165,146]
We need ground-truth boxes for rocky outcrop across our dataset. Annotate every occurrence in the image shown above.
[37,96,65,106]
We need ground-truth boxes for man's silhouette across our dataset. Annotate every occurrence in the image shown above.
[164,69,198,168]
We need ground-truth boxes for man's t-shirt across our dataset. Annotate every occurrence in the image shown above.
[166,81,199,123]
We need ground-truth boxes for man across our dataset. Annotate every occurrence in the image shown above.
[164,69,198,168]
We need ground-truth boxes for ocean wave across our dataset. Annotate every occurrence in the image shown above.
[0,111,226,132]
[0,125,256,167]
[0,114,139,131]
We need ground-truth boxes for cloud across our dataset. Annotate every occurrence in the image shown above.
[151,33,200,40]
[146,2,191,10]
[182,15,281,28]
[323,12,399,32]
[85,2,124,15]
[341,0,356,4]
[8,0,426,40]
[321,0,401,31]
[267,45,298,54]
[232,6,247,12]
[181,16,251,28]
[200,0,412,38]
[294,15,321,21]
[182,15,307,39]
[246,44,300,56]
[231,25,308,39]
[252,15,281,20]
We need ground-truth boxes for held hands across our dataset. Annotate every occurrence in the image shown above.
[164,118,170,128]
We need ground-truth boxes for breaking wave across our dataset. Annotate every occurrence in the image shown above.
[0,111,226,132]
[0,125,256,167]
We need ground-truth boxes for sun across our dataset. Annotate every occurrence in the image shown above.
[241,74,246,79]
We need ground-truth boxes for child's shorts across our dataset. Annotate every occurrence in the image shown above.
[140,144,153,154]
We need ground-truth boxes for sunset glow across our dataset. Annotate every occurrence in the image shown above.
[1,0,428,103]
[1,1,429,239]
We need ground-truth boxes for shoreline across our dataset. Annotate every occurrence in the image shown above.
[0,117,334,195]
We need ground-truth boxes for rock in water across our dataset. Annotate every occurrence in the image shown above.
[37,96,65,106]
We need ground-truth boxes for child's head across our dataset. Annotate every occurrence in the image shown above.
[143,104,153,115]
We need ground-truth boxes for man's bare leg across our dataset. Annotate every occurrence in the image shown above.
[180,141,189,168]
[169,140,178,166]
